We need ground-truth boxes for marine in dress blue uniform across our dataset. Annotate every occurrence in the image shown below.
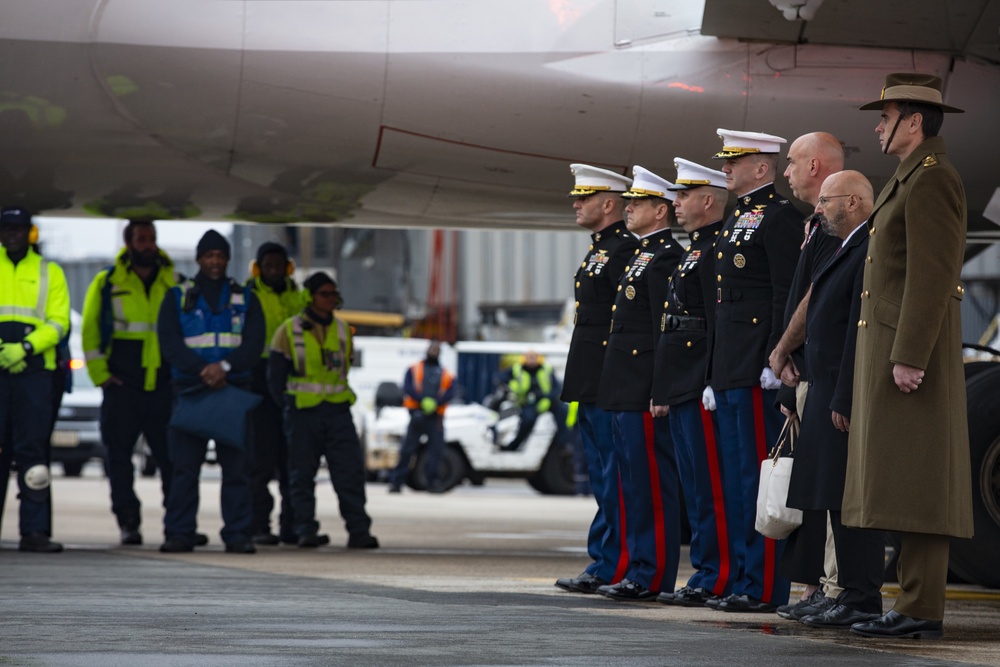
[596,166,683,601]
[708,130,802,612]
[650,159,733,606]
[554,164,638,594]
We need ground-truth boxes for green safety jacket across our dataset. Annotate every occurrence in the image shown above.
[0,247,70,371]
[508,363,554,404]
[282,313,356,409]
[248,276,302,358]
[81,247,179,389]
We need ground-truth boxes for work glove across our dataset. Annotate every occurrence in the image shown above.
[701,386,716,412]
[760,367,782,390]
[7,359,27,374]
[0,342,27,370]
[420,396,438,414]
[537,398,552,413]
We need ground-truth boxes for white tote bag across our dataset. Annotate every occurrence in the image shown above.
[755,414,803,539]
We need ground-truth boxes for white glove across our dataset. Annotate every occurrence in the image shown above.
[701,386,716,412]
[760,367,782,390]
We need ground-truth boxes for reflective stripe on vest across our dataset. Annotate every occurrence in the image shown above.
[285,315,354,408]
[0,258,64,339]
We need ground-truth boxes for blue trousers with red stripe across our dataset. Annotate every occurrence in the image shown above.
[578,402,627,583]
[669,397,735,597]
[611,410,681,593]
[714,386,790,605]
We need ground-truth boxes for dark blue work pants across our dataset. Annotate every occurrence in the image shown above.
[250,389,294,539]
[0,369,53,535]
[389,410,444,489]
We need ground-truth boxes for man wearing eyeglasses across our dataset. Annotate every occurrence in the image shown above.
[268,272,378,550]
[845,73,972,639]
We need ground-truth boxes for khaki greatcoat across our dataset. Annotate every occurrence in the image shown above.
[842,135,973,538]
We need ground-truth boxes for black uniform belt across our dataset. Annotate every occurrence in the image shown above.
[717,287,772,302]
[610,311,651,323]
[662,315,706,332]
[574,303,612,326]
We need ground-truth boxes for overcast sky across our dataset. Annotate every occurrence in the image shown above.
[35,217,234,262]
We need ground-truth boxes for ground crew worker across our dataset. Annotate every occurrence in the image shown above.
[388,340,456,494]
[268,272,378,549]
[651,158,732,607]
[596,166,683,602]
[707,129,802,612]
[554,164,637,596]
[157,229,265,554]
[246,242,302,545]
[0,206,70,553]
[497,350,568,452]
[81,219,180,545]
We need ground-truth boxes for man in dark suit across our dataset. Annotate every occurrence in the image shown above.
[596,166,683,602]
[784,170,886,629]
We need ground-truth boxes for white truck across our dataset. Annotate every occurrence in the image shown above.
[362,340,576,494]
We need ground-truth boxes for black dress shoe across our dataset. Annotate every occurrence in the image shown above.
[298,533,330,548]
[347,533,379,549]
[718,594,779,613]
[193,533,209,547]
[159,538,193,553]
[599,579,658,601]
[788,593,837,620]
[850,609,943,639]
[224,541,257,554]
[666,586,719,608]
[19,533,64,553]
[252,532,281,546]
[777,589,824,619]
[801,604,881,628]
[555,572,608,594]
[120,528,143,546]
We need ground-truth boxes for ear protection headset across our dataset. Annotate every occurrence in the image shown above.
[249,257,295,279]
[28,224,38,245]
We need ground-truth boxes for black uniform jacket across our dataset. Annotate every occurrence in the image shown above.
[776,216,839,410]
[652,221,723,406]
[787,228,868,511]
[562,220,640,403]
[598,228,681,412]
[708,183,801,390]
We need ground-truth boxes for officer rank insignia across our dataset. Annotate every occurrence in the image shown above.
[923,155,938,167]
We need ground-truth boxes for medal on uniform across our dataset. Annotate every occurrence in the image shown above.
[625,285,636,300]
[734,253,746,268]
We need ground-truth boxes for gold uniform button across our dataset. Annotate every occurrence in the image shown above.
[581,262,587,268]
[686,341,692,348]
[612,305,617,311]
[574,301,579,307]
[718,252,723,259]
[663,301,669,308]
[635,249,640,255]
[588,272,594,277]
[589,245,594,251]
[723,230,730,238]
[717,275,722,283]
[603,341,607,346]
[752,317,758,324]
[618,285,622,291]
[632,350,638,356]
[685,245,691,252]
[862,290,869,298]
[866,256,872,263]
[735,241,741,246]
[733,211,740,218]
[575,281,580,288]
[870,227,876,236]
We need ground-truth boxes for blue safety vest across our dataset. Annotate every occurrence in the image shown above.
[171,279,250,381]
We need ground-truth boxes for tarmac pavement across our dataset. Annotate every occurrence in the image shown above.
[2,466,999,666]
